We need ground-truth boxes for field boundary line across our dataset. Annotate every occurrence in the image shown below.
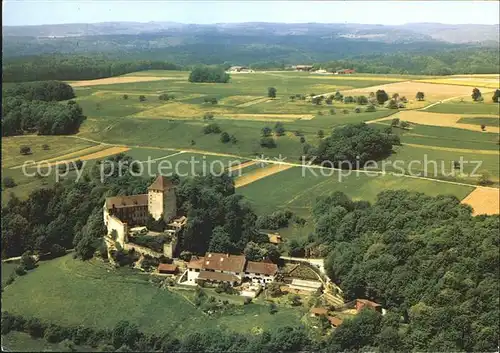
[67,136,499,191]
[138,151,186,163]
[403,143,500,155]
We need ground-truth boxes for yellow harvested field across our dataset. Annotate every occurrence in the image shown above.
[69,76,177,87]
[461,187,500,215]
[226,160,258,173]
[39,145,109,163]
[236,97,272,107]
[367,111,500,133]
[404,143,500,155]
[303,75,405,82]
[220,95,261,106]
[68,146,130,161]
[235,164,293,188]
[27,146,130,168]
[343,81,488,100]
[220,113,314,121]
[417,78,499,89]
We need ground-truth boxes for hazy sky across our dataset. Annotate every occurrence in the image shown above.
[3,1,499,26]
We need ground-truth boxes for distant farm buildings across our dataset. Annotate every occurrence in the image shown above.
[293,65,314,72]
[227,66,254,73]
[334,69,355,75]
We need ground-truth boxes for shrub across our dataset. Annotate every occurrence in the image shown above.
[230,135,237,144]
[123,94,128,100]
[220,132,230,143]
[203,123,221,134]
[329,108,336,115]
[274,122,285,136]
[203,112,214,120]
[15,265,27,276]
[3,176,16,188]
[354,107,361,113]
[365,104,376,112]
[159,93,174,101]
[317,130,325,138]
[261,126,272,137]
[268,87,277,98]
[20,146,32,155]
[269,303,278,314]
[50,244,66,258]
[139,95,146,102]
[42,144,50,150]
[300,136,306,143]
[260,137,277,148]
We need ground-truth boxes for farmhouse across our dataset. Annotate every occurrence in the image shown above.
[228,66,254,73]
[327,316,343,328]
[294,65,313,72]
[158,263,178,274]
[356,299,383,313]
[103,175,183,259]
[186,252,278,286]
[335,69,355,75]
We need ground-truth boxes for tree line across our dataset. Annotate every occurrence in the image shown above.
[2,81,86,136]
[1,313,319,352]
[2,56,182,82]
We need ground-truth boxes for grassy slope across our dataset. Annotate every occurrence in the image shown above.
[236,166,475,217]
[425,101,500,115]
[457,117,500,127]
[1,256,303,335]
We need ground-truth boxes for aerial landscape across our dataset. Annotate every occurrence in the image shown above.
[1,1,499,352]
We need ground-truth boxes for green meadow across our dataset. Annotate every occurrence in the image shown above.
[425,101,500,115]
[1,255,303,335]
[236,166,474,218]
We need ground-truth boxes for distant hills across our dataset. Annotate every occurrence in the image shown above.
[3,21,499,44]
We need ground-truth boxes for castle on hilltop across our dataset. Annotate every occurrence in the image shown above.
[103,175,181,257]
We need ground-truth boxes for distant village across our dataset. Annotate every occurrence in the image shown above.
[227,65,355,75]
[103,175,385,330]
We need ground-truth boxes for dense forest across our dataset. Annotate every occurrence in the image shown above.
[1,81,86,136]
[298,190,499,351]
[2,56,182,82]
[2,41,499,82]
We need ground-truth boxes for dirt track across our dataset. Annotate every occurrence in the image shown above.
[234,164,293,188]
[461,187,500,215]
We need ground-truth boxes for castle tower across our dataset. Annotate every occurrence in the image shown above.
[148,175,177,223]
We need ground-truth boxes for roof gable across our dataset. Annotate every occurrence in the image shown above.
[148,175,172,191]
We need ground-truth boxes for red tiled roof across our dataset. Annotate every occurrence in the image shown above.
[198,270,240,283]
[327,316,343,327]
[310,307,328,316]
[148,175,172,191]
[202,253,246,273]
[158,263,178,273]
[106,194,148,209]
[245,261,278,276]
[357,299,381,308]
[187,256,205,270]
